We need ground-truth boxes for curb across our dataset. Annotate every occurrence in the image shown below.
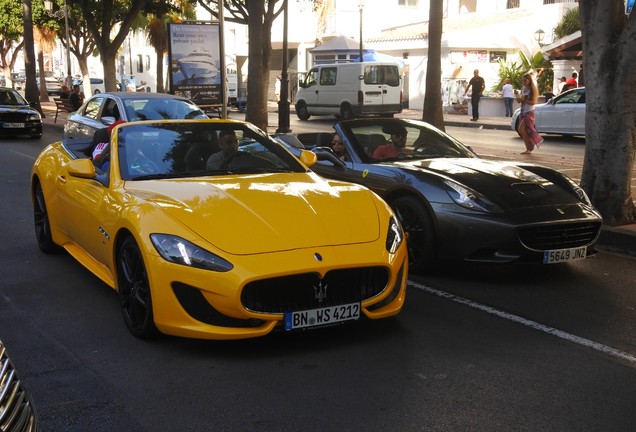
[596,226,636,257]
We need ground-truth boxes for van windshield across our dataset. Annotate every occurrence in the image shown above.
[364,65,400,87]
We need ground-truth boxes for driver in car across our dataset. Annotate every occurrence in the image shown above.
[206,130,239,170]
[372,125,407,159]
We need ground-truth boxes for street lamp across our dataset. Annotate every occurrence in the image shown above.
[276,0,291,133]
[358,0,365,62]
[44,0,72,88]
[534,29,546,47]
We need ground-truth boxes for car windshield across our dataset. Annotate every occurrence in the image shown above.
[0,89,28,105]
[554,89,585,104]
[123,98,207,121]
[341,119,476,162]
[117,122,306,181]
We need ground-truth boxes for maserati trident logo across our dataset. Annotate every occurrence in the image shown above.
[313,279,328,303]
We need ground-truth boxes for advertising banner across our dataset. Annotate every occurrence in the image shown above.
[168,22,222,107]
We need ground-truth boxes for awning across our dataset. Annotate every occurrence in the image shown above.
[542,31,582,60]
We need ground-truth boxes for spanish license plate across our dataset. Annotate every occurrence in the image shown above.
[3,123,24,128]
[284,303,360,330]
[543,246,587,264]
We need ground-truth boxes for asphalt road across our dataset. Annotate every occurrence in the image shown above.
[1,126,635,431]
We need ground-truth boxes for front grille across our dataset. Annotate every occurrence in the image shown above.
[0,112,30,122]
[242,267,389,314]
[0,342,38,432]
[518,221,602,251]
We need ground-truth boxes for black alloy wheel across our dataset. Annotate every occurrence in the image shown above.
[33,181,59,253]
[117,235,158,338]
[391,196,436,273]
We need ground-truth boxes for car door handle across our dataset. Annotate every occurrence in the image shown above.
[57,175,67,185]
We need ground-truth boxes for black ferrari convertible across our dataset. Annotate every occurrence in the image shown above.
[288,118,602,273]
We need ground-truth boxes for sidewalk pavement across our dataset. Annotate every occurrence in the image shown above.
[38,100,636,258]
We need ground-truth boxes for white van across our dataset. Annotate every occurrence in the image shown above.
[295,62,402,120]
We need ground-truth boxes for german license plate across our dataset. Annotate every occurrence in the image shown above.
[284,303,360,330]
[543,246,587,264]
[3,123,24,128]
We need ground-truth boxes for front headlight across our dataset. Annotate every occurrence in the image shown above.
[562,175,592,206]
[28,113,41,121]
[385,214,404,254]
[443,180,503,214]
[150,234,233,272]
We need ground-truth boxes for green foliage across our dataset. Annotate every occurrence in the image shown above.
[494,51,553,93]
[553,7,580,40]
[0,0,26,39]
[491,59,523,91]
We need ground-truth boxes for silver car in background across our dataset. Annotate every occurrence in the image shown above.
[63,92,208,141]
[512,87,585,137]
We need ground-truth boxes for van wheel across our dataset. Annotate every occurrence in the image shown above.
[296,102,310,120]
[340,104,355,120]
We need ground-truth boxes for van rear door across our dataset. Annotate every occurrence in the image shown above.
[362,64,402,114]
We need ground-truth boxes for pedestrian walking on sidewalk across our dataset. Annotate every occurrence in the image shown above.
[501,78,515,117]
[465,69,485,121]
[516,73,543,154]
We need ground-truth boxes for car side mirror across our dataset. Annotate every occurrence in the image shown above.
[299,149,317,167]
[68,158,97,179]
[101,116,117,126]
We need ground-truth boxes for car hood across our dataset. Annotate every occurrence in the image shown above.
[0,104,36,114]
[400,158,581,208]
[125,173,381,255]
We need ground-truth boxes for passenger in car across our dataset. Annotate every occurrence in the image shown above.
[330,132,347,161]
[185,132,220,171]
[92,120,126,172]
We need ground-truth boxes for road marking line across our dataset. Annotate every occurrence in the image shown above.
[7,149,36,160]
[409,281,636,364]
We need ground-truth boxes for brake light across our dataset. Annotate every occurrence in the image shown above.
[358,90,363,105]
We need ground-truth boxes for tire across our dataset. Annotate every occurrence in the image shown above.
[340,104,354,120]
[296,101,310,120]
[391,196,436,273]
[514,117,522,137]
[33,181,59,253]
[117,235,158,338]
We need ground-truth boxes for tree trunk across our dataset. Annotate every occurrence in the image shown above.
[422,0,444,131]
[22,0,43,116]
[155,43,165,93]
[579,0,636,225]
[37,50,50,102]
[245,1,268,129]
[101,50,119,92]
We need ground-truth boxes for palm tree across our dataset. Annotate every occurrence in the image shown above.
[134,1,195,93]
[33,26,57,102]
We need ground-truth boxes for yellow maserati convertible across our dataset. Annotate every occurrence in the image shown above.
[31,120,407,340]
